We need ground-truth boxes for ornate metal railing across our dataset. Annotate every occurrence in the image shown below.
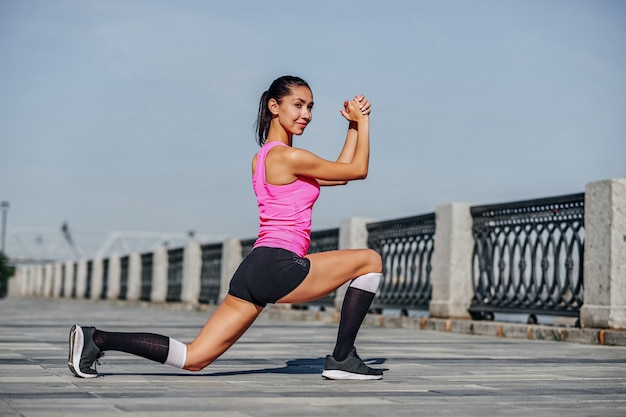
[304,228,340,308]
[470,193,585,318]
[308,228,340,254]
[367,213,436,312]
[100,259,109,300]
[26,191,591,325]
[199,242,222,305]
[85,260,92,299]
[240,238,256,258]
[166,248,184,302]
[119,255,129,300]
[140,253,153,301]
[71,263,78,298]
[59,264,66,296]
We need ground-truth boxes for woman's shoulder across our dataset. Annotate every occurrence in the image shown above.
[264,142,296,160]
[252,153,258,174]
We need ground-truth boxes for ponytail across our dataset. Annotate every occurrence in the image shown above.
[256,91,271,146]
[255,76,311,146]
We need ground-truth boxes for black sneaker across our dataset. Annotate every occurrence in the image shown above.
[322,348,383,380]
[68,325,104,378]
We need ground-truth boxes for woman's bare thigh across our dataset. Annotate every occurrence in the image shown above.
[277,248,382,304]
[184,295,264,371]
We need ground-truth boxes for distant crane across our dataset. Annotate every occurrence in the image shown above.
[61,222,82,259]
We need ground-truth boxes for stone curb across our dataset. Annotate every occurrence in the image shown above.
[16,296,626,347]
[263,305,626,347]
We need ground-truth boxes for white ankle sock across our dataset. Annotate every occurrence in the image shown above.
[349,272,382,294]
[164,338,187,369]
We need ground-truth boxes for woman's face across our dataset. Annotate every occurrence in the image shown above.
[272,86,314,136]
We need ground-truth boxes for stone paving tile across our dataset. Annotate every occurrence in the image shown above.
[1,298,626,416]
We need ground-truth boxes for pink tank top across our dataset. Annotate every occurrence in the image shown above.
[252,141,321,257]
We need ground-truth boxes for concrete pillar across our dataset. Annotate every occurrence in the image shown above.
[151,246,168,303]
[126,252,142,301]
[429,203,474,319]
[106,254,121,300]
[25,267,33,296]
[32,264,43,296]
[7,267,22,297]
[334,217,372,310]
[63,261,74,298]
[580,179,626,329]
[219,238,242,303]
[75,259,87,299]
[51,263,62,298]
[22,266,31,297]
[29,265,37,296]
[27,266,36,296]
[90,257,103,300]
[42,263,53,297]
[181,241,202,305]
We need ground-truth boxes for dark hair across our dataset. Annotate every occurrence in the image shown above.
[255,75,311,146]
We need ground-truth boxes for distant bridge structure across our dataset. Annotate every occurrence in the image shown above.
[5,224,81,265]
[5,227,224,264]
[95,230,225,258]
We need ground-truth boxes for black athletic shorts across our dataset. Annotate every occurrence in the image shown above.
[228,246,311,307]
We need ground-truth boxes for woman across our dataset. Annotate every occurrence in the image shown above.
[69,75,384,380]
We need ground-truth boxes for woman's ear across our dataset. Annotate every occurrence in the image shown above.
[268,98,279,116]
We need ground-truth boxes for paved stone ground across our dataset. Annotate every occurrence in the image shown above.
[1,298,626,417]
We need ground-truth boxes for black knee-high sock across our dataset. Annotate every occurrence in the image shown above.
[93,330,170,364]
[332,286,376,361]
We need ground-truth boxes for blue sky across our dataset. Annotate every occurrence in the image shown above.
[1,0,625,258]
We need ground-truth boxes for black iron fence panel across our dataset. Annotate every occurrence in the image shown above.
[119,256,129,300]
[166,248,184,302]
[367,213,435,311]
[240,238,256,258]
[72,263,78,298]
[305,228,340,308]
[100,259,109,300]
[199,242,223,305]
[470,193,585,317]
[59,263,66,296]
[85,260,93,299]
[140,253,153,301]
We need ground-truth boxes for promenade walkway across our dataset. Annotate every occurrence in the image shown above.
[1,298,626,417]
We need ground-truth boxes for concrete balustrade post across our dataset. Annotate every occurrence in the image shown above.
[219,238,242,303]
[26,265,34,297]
[32,264,43,296]
[90,257,103,300]
[30,265,37,296]
[335,217,372,310]
[20,266,35,297]
[75,259,87,299]
[7,267,22,297]
[52,263,63,298]
[42,263,53,297]
[106,254,121,300]
[126,252,142,301]
[63,261,74,298]
[17,267,25,297]
[580,179,626,329]
[429,203,474,319]
[181,241,202,305]
[151,246,168,303]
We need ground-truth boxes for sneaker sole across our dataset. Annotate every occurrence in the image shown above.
[68,325,97,379]
[321,369,383,380]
